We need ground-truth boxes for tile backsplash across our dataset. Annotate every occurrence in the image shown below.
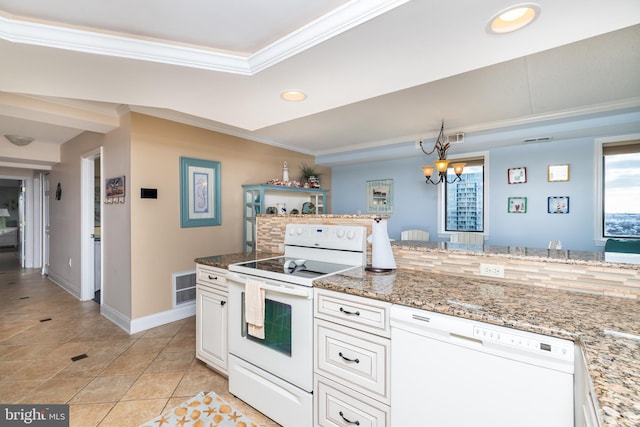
[256,215,639,299]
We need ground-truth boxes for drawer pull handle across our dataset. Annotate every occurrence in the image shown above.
[339,411,360,425]
[338,352,359,364]
[339,307,360,316]
[208,275,218,280]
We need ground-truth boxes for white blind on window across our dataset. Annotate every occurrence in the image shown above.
[452,156,484,167]
[603,140,640,155]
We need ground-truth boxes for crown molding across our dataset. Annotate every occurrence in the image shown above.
[0,0,408,75]
[249,0,410,73]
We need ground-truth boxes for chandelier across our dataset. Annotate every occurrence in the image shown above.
[419,121,465,185]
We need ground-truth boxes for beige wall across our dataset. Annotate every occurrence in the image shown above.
[128,113,326,318]
[48,132,103,296]
[102,114,132,318]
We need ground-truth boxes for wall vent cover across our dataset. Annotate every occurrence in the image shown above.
[173,270,196,307]
[523,136,552,143]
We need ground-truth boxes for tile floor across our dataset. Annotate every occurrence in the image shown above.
[0,250,280,426]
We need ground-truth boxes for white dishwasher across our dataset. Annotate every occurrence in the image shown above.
[391,304,575,427]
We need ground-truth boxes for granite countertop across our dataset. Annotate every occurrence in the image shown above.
[314,268,640,427]
[392,240,640,270]
[195,252,640,426]
[194,251,281,269]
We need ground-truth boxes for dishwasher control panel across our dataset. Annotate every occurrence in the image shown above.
[473,325,574,361]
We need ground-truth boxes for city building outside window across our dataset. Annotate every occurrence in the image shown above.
[603,141,640,238]
[445,160,484,232]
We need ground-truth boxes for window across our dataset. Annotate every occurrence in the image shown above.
[603,141,640,238]
[445,159,484,232]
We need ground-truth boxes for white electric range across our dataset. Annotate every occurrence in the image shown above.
[226,223,367,427]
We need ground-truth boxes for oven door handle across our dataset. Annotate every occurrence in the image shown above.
[227,273,313,299]
[260,283,313,299]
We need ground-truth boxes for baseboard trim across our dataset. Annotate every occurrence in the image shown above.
[129,303,196,335]
[47,272,81,299]
[100,303,132,334]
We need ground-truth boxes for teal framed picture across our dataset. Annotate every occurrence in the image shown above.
[180,157,221,227]
[508,197,527,213]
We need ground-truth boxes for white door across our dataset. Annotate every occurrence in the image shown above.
[42,173,50,276]
[81,148,102,301]
[18,182,25,268]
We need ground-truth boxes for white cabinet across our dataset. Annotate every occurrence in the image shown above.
[314,289,391,426]
[196,264,228,375]
[242,184,327,252]
[575,346,603,427]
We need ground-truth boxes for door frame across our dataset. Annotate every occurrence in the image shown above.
[80,147,102,301]
[41,173,50,276]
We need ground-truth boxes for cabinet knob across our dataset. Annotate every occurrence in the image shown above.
[220,300,226,306]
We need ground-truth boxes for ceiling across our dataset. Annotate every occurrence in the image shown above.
[1,0,639,168]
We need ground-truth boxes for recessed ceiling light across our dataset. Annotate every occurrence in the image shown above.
[488,4,540,34]
[280,90,307,102]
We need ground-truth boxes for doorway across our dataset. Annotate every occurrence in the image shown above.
[81,148,102,302]
[0,179,22,269]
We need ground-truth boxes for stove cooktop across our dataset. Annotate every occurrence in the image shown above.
[229,256,359,286]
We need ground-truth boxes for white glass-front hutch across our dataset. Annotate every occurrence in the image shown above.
[242,184,327,252]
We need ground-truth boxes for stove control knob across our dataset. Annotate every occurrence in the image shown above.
[347,230,356,240]
[336,229,345,238]
[296,227,304,235]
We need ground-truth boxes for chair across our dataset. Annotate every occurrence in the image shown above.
[548,240,562,250]
[401,229,430,241]
[604,238,640,253]
[450,232,483,244]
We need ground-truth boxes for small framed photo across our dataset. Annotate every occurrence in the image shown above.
[548,164,570,182]
[508,197,527,213]
[548,196,570,214]
[508,167,527,184]
[366,179,393,214]
[105,176,126,204]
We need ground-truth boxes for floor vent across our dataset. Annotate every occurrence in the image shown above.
[173,270,196,307]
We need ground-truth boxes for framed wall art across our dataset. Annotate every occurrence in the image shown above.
[508,167,527,184]
[180,157,221,227]
[366,179,393,214]
[508,197,527,213]
[105,176,125,204]
[548,196,570,214]
[548,164,570,182]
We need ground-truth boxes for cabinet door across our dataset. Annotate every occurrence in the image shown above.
[315,319,390,403]
[196,287,228,375]
[315,375,389,427]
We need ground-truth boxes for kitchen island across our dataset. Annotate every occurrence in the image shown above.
[196,245,640,427]
[314,266,639,427]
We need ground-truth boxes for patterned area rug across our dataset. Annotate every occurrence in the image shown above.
[139,391,257,427]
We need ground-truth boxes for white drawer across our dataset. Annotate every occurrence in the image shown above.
[196,264,227,292]
[315,319,390,403]
[315,375,389,427]
[314,289,391,337]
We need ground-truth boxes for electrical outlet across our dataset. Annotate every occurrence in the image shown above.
[480,263,504,278]
[278,243,285,252]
